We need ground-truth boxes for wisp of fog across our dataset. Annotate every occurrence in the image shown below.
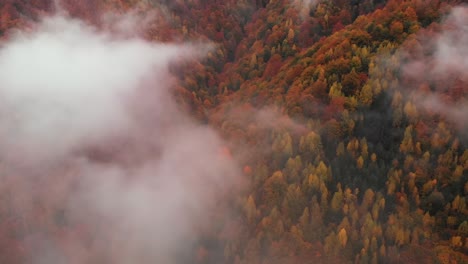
[0,12,239,264]
[405,6,468,134]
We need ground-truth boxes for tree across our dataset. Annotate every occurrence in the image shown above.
[338,228,348,248]
[330,185,344,214]
[263,54,283,79]
[403,101,418,123]
[324,231,338,256]
[262,171,288,211]
[244,195,258,225]
[298,207,311,241]
[357,155,365,169]
[272,132,293,164]
[390,21,404,38]
[361,189,375,212]
[287,28,295,42]
[342,69,362,95]
[309,196,324,241]
[400,125,415,154]
[329,82,344,98]
[282,184,306,223]
[359,83,373,106]
[299,131,323,160]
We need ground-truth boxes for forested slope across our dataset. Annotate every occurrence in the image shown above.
[0,0,466,263]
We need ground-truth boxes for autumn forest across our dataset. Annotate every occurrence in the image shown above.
[0,0,467,263]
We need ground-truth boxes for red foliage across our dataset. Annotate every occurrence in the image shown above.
[243,165,253,175]
[323,97,345,121]
[415,120,431,143]
[332,21,345,33]
[262,54,283,79]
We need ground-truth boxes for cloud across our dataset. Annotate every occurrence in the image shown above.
[292,0,320,19]
[0,11,239,264]
[396,5,468,133]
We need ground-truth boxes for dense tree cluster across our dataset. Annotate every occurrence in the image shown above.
[199,0,467,263]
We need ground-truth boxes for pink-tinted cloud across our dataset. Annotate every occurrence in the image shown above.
[0,11,239,264]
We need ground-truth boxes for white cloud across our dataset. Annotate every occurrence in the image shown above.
[292,0,320,19]
[0,12,239,264]
[399,6,468,133]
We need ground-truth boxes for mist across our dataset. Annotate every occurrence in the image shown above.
[292,0,320,19]
[399,5,468,133]
[0,11,239,264]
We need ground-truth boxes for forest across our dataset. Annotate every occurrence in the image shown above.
[0,0,467,263]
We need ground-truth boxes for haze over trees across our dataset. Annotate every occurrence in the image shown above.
[0,0,467,263]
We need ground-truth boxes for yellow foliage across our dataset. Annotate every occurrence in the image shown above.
[357,155,364,169]
[338,228,348,248]
[451,236,462,248]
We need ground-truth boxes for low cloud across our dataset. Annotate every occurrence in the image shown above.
[397,5,468,133]
[0,11,239,264]
[292,0,320,19]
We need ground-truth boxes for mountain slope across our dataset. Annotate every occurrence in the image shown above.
[0,0,466,263]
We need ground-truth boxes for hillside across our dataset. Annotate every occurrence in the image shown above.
[0,0,467,263]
